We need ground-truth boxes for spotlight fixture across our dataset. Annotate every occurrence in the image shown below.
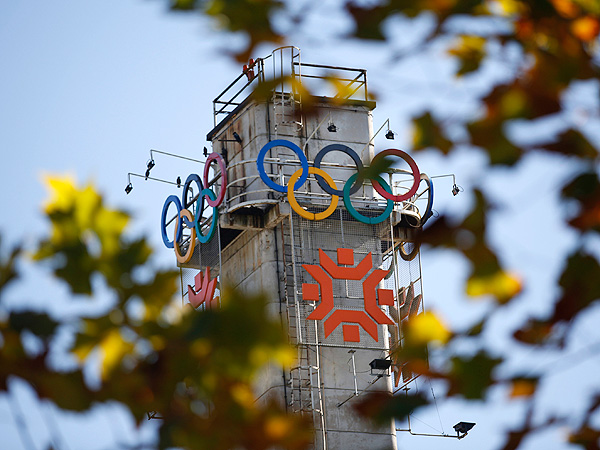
[203,146,208,157]
[327,123,337,133]
[369,358,391,375]
[385,129,395,140]
[232,132,242,144]
[125,183,133,194]
[145,158,156,180]
[453,422,476,438]
[452,184,460,196]
[176,176,181,188]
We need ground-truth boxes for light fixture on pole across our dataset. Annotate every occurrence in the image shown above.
[453,422,476,438]
[125,172,181,194]
[369,358,391,376]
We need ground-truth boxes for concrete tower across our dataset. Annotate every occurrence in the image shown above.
[173,47,431,450]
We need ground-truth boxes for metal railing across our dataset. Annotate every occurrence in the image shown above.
[211,47,370,127]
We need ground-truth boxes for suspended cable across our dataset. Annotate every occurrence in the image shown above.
[428,378,444,435]
[8,388,37,450]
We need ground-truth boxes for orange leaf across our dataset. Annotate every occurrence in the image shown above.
[571,16,600,42]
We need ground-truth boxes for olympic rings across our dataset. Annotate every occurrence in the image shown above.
[160,151,227,251]
[174,209,197,264]
[287,167,339,220]
[370,149,420,202]
[342,174,394,225]
[255,140,428,224]
[196,189,218,244]
[203,153,227,207]
[313,144,363,196]
[257,139,309,193]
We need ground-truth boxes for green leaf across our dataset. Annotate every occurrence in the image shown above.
[447,351,501,399]
[552,250,600,323]
[9,311,59,341]
[354,391,428,424]
[544,129,598,159]
[411,112,453,154]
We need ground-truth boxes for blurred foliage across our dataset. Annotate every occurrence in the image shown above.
[164,0,600,446]
[2,0,600,448]
[0,177,311,450]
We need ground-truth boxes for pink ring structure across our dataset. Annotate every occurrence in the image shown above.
[203,152,227,207]
[370,149,420,202]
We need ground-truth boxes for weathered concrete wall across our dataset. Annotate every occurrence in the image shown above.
[212,95,397,450]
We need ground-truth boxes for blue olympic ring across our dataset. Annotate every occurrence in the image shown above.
[161,195,183,248]
[313,144,364,196]
[420,173,434,226]
[257,139,309,193]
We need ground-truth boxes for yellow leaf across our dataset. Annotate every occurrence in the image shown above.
[265,416,292,440]
[43,174,78,214]
[73,342,95,362]
[493,0,526,16]
[510,379,536,397]
[190,339,211,358]
[466,270,522,303]
[405,312,451,346]
[41,175,129,254]
[571,16,600,42]
[230,383,255,408]
[551,0,580,18]
[99,329,134,380]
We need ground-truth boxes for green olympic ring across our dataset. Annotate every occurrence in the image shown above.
[342,174,394,224]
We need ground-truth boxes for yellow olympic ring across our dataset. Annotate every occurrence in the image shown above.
[398,240,419,261]
[287,167,339,221]
[174,209,197,264]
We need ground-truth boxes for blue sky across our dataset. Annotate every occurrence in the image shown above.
[1,1,600,449]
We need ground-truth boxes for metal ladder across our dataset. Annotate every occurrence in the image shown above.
[282,215,327,449]
[271,46,304,132]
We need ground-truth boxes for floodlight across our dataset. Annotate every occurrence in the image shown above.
[369,359,391,371]
[385,129,395,140]
[232,132,243,144]
[125,183,133,194]
[453,422,476,437]
[147,159,155,170]
[327,123,337,133]
[203,146,208,157]
[452,184,460,196]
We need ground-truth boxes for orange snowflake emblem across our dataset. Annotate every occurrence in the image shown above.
[302,248,394,343]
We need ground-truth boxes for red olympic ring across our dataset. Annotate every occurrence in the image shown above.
[370,149,420,202]
[203,153,227,207]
